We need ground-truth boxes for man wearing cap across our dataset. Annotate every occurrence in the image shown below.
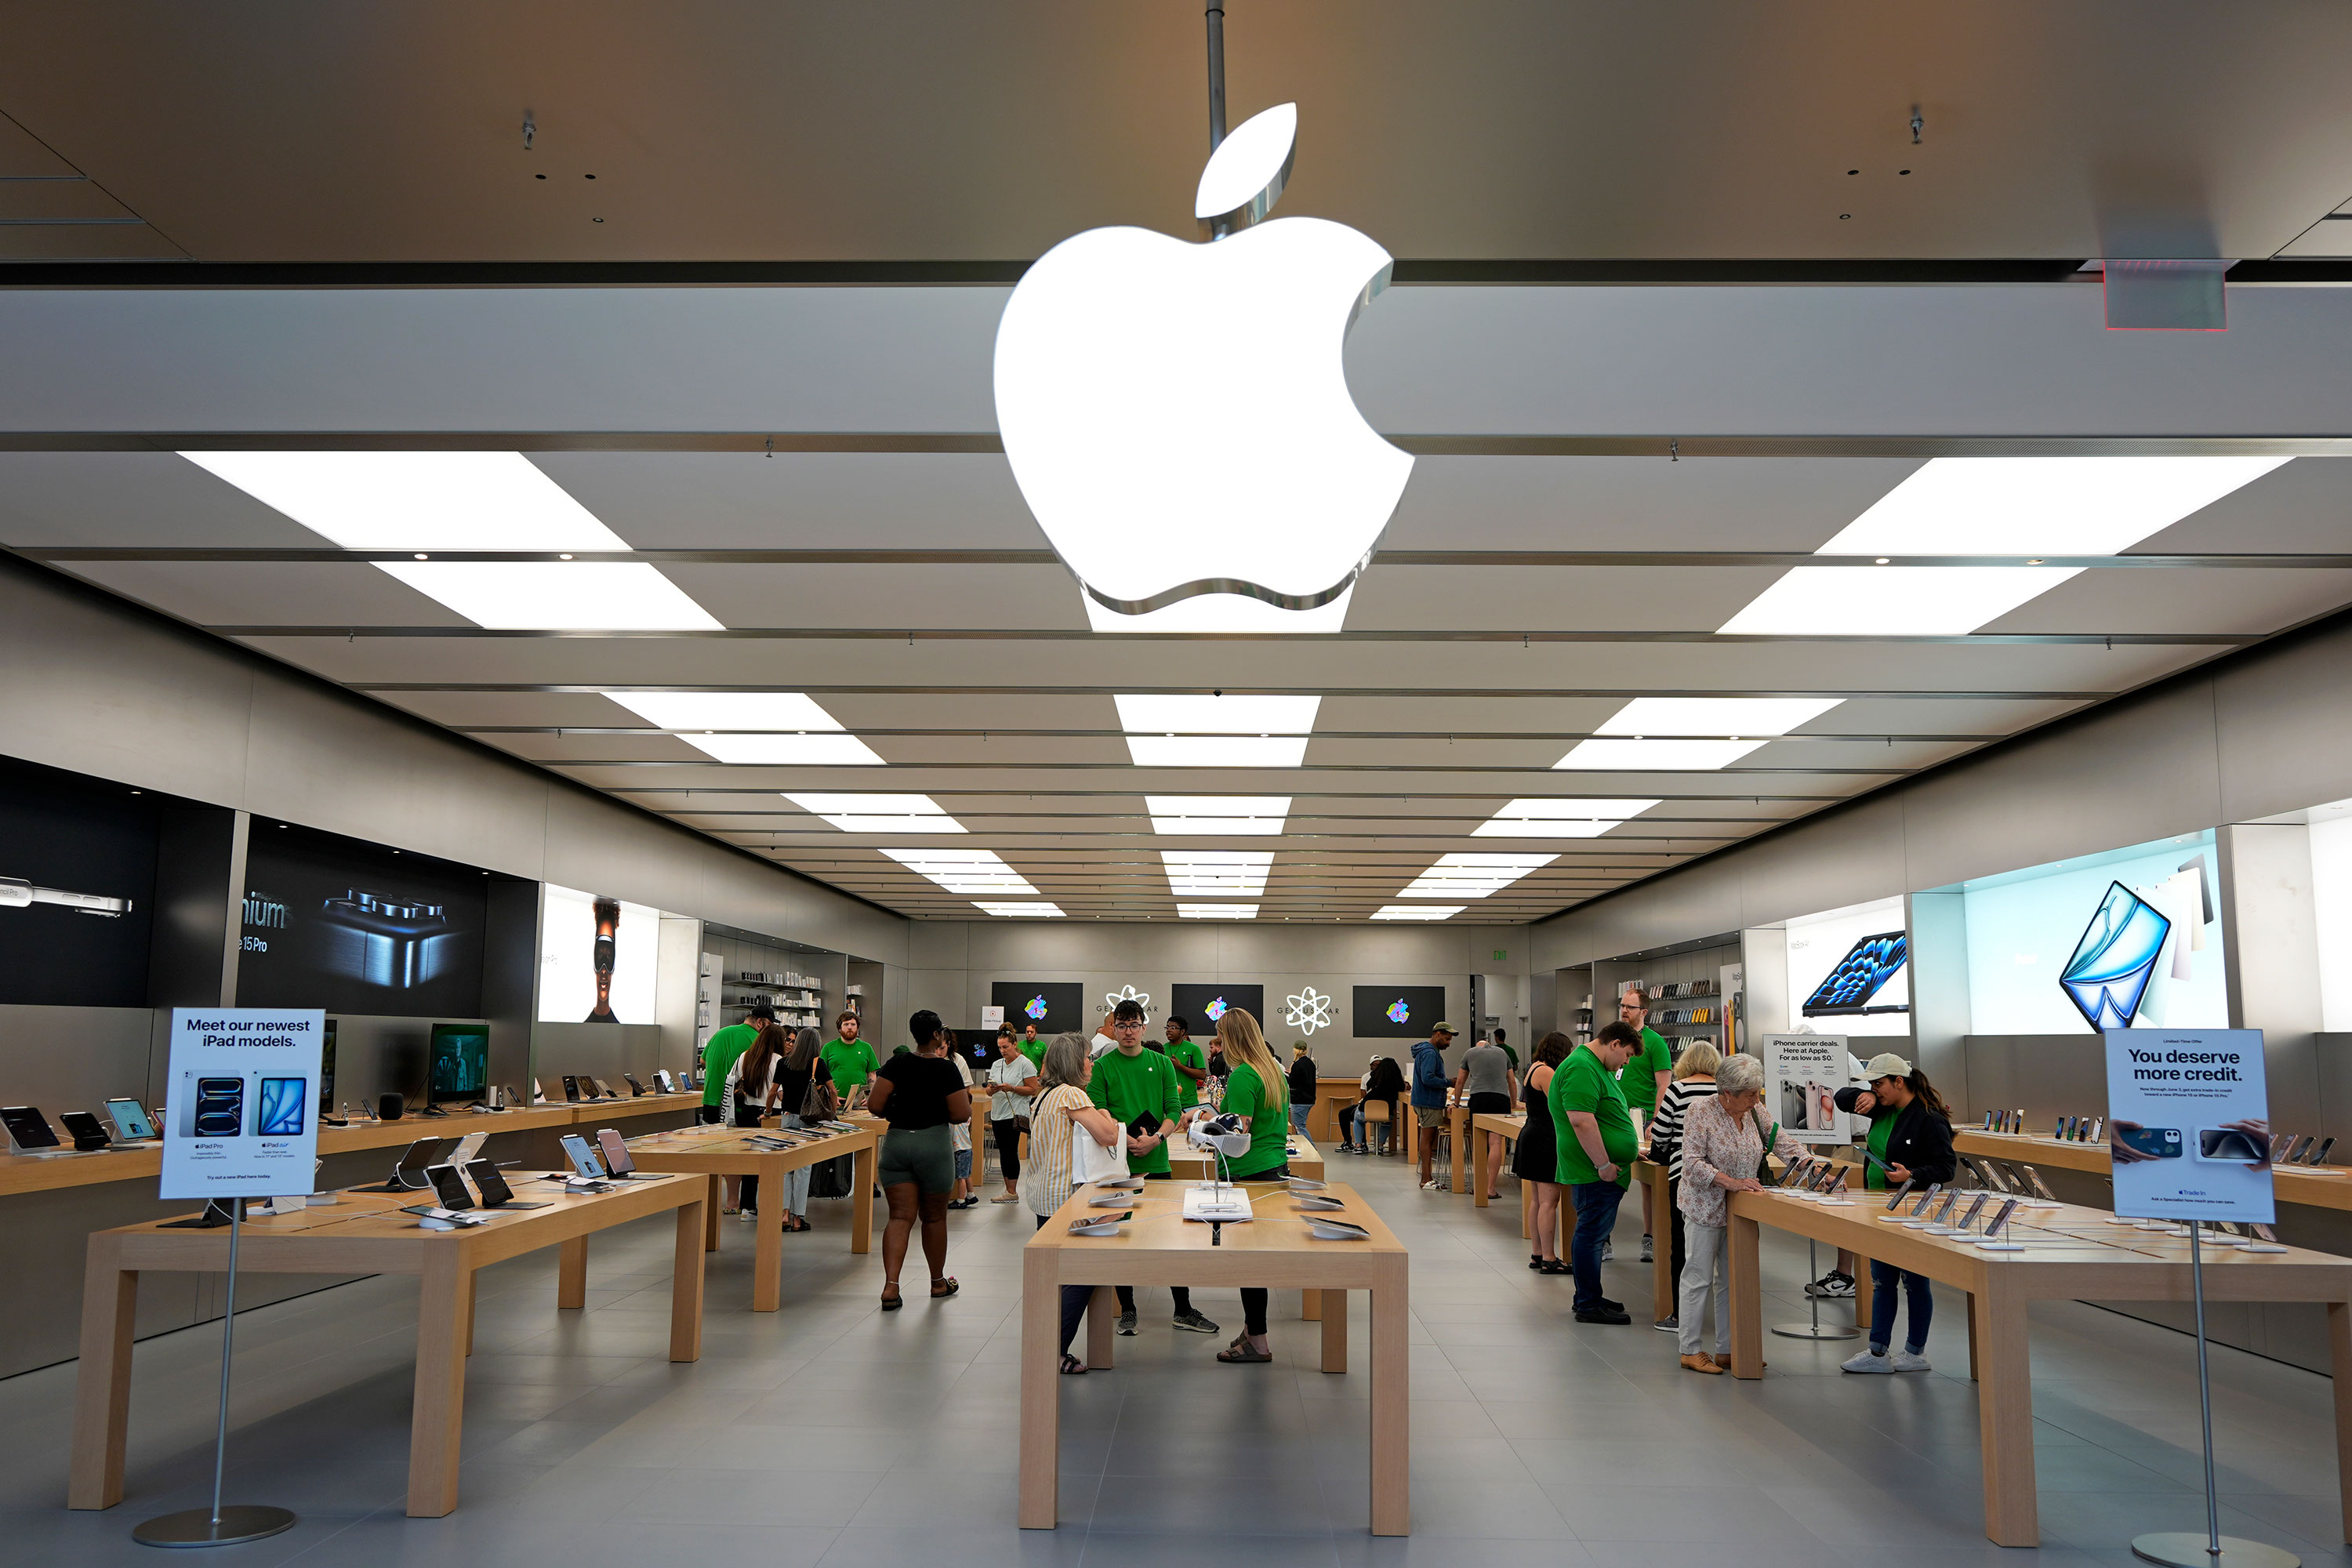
[1412,1023,1456,1191]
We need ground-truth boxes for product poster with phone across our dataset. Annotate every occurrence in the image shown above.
[1762,1034,1851,1144]
[160,1007,325,1200]
[2104,1028,2274,1222]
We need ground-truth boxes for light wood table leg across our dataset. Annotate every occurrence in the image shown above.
[1976,1276,2038,1546]
[1019,1247,1061,1529]
[2328,1301,2352,1544]
[1727,1210,1762,1378]
[462,1270,478,1357]
[753,1169,783,1312]
[557,1235,588,1309]
[1319,1290,1347,1373]
[1303,1287,1322,1321]
[670,1195,706,1363]
[1086,1284,1116,1369]
[1474,1131,1490,1207]
[851,1143,875,1254]
[407,1249,470,1516]
[68,1240,135,1510]
[1452,1106,1471,1193]
[1965,1290,1982,1381]
[1368,1254,1409,1535]
[704,1174,721,1252]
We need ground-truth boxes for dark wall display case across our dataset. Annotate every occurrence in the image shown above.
[1170,982,1265,1033]
[1352,984,1448,1039]
[238,822,486,1018]
[989,980,1086,1037]
[0,754,161,1007]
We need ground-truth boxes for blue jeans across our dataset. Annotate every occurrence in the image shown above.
[1869,1260,1933,1354]
[1567,1180,1627,1311]
[1289,1104,1312,1134]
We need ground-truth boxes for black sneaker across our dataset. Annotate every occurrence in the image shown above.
[1652,1316,1679,1333]
[1574,1305,1632,1325]
[1172,1308,1220,1334]
[1116,1310,1138,1336]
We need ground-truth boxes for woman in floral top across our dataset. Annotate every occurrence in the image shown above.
[1675,1051,1769,1374]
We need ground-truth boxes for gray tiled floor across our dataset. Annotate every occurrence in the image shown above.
[4,1150,2347,1566]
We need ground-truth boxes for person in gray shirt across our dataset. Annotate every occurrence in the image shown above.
[1455,1038,1519,1201]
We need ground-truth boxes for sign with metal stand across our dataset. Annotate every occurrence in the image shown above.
[134,1008,324,1549]
[2105,1027,2295,1568]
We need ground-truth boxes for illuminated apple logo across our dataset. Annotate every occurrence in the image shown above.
[1385,998,1411,1025]
[994,103,1414,633]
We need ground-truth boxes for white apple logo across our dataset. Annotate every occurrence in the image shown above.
[993,103,1414,633]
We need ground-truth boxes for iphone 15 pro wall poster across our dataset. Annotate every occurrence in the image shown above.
[162,1008,325,1200]
[238,825,485,1018]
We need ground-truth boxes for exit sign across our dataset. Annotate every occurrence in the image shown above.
[1492,949,1508,961]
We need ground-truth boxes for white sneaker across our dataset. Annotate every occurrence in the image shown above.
[1639,1234,1654,1263]
[1889,1349,1932,1373]
[1841,1348,1894,1374]
[1600,1238,1614,1261]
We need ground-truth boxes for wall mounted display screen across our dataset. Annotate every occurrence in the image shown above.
[240,826,485,1018]
[990,982,1086,1037]
[0,755,161,1007]
[2308,798,2352,1033]
[537,885,659,1023]
[1957,830,2226,1035]
[428,1022,490,1105]
[1352,985,1447,1039]
[1783,896,1911,1038]
[1171,983,1266,1033]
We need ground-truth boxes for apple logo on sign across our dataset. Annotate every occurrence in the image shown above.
[994,103,1414,634]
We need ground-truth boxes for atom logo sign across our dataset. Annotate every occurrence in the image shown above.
[1203,996,1231,1022]
[1285,986,1334,1036]
[1105,984,1152,1013]
[1385,998,1412,1025]
[1024,995,1050,1021]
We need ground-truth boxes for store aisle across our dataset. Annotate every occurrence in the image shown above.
[0,1151,2342,1567]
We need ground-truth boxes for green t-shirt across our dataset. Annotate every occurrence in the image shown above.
[1552,1046,1637,1188]
[701,1024,760,1106]
[1864,1105,1895,1190]
[1616,1026,1672,1113]
[1164,1036,1207,1107]
[1497,1044,1519,1071]
[1088,1046,1182,1175]
[1221,1062,1291,1178]
[820,1037,879,1095]
[1018,1036,1047,1067]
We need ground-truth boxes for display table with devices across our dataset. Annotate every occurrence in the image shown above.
[1723,1184,2352,1548]
[71,1174,708,1519]
[615,1119,878,1310]
[1957,1127,2352,1215]
[1019,1177,1408,1534]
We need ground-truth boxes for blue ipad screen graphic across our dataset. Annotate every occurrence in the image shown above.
[1800,931,1910,1017]
[2060,881,2172,1031]
[257,1076,307,1137]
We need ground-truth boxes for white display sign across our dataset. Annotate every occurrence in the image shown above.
[538,884,660,1024]
[981,1006,1005,1030]
[2105,1028,2274,1223]
[161,1008,325,1201]
[1763,1033,1851,1145]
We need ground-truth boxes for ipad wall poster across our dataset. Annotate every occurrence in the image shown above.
[1763,1033,1851,1145]
[2104,1028,2274,1223]
[161,1008,325,1200]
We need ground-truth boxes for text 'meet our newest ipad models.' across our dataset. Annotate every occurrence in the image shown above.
[2197,1127,2268,1163]
[464,1158,553,1209]
[2117,1126,2182,1160]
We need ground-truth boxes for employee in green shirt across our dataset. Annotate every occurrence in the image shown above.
[1018,1022,1047,1067]
[1614,989,1674,1265]
[1552,1022,1642,1323]
[821,1011,880,1100]
[1208,1007,1295,1364]
[702,1004,771,1125]
[1091,999,1218,1337]
[1163,1015,1209,1116]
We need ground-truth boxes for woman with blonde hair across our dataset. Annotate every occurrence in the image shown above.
[1206,1008,1294,1364]
[1644,1040,1722,1332]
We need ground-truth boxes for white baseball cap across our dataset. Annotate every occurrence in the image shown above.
[1861,1051,1913,1080]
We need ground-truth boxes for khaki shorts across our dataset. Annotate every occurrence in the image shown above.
[1415,1105,1444,1128]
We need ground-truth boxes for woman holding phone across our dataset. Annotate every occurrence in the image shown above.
[1832,1052,1955,1373]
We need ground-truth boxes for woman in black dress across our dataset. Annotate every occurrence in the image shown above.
[1514,1033,1570,1273]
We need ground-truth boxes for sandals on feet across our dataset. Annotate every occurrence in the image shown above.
[1058,1352,1087,1375]
[1216,1339,1273,1363]
[931,1276,960,1298]
[880,1286,904,1311]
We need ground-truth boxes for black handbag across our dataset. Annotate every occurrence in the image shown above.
[808,1152,852,1200]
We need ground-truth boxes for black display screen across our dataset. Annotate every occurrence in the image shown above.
[0,755,160,1007]
[990,982,1086,1039]
[429,1022,489,1104]
[1169,983,1265,1036]
[1352,985,1449,1040]
[239,825,485,1017]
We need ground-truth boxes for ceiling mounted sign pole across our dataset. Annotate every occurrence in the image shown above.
[1206,2,1227,150]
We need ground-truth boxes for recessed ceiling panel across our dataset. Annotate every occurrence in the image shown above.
[531,452,1050,550]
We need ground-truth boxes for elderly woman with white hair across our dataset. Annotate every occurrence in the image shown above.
[1673,1051,1769,1374]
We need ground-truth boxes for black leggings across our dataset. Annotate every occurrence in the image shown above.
[1119,1171,1190,1316]
[993,1118,1022,1182]
[732,1098,764,1208]
[1236,1163,1290,1337]
[1036,1213,1092,1354]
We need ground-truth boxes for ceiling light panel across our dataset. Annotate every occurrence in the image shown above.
[376,561,722,631]
[1554,738,1768,771]
[1475,797,1661,837]
[1160,850,1275,897]
[603,691,884,765]
[974,902,1065,917]
[1398,852,1555,898]
[1119,695,1319,768]
[1146,796,1292,835]
[884,848,1038,895]
[785,793,964,833]
[180,451,630,552]
[1372,904,1463,921]
[1177,903,1260,919]
[1599,698,1844,737]
[1719,456,2288,636]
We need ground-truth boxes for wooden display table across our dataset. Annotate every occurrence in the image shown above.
[1956,1128,2352,1215]
[1401,1098,1477,1192]
[71,1177,707,1519]
[1726,1186,2352,1547]
[619,1122,877,1310]
[1306,1077,1361,1143]
[1019,1178,1409,1534]
[1162,1132,1326,1185]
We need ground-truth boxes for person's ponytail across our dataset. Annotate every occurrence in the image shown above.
[1905,1067,1951,1122]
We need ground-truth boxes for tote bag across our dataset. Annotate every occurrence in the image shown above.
[1070,1116,1130,1185]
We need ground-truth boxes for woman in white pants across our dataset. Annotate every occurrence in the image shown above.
[1673,1051,1767,1374]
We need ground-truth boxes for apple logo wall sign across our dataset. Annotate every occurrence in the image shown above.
[994,103,1414,635]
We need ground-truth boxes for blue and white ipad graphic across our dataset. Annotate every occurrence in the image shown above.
[2060,882,2172,1031]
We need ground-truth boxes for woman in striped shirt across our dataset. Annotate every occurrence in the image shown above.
[1644,1041,1722,1334]
[1020,1032,1127,1374]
